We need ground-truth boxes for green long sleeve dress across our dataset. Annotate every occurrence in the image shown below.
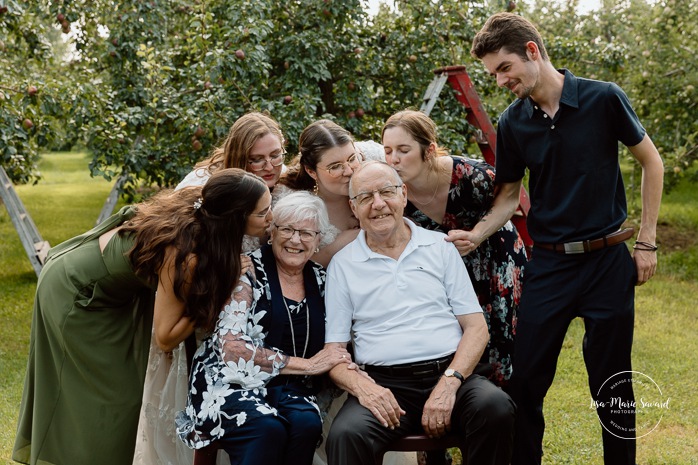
[13,207,156,465]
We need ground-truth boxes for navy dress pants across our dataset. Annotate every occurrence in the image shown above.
[326,366,516,465]
[217,385,322,465]
[509,244,637,465]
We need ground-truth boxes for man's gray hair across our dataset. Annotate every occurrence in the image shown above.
[272,191,337,246]
[348,160,402,199]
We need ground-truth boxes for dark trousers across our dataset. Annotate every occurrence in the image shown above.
[326,365,516,465]
[217,386,322,465]
[509,244,637,465]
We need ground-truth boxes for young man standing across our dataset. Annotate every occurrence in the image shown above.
[467,12,664,465]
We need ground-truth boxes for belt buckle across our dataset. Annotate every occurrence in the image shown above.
[410,362,435,376]
[412,368,436,376]
[412,360,439,376]
[563,241,585,254]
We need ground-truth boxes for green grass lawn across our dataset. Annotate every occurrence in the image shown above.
[0,152,120,464]
[1,152,697,464]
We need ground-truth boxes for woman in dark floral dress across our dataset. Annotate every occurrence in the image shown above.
[382,110,527,386]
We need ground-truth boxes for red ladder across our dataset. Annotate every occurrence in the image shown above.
[420,65,532,251]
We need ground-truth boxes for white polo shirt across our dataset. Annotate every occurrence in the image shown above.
[325,219,481,366]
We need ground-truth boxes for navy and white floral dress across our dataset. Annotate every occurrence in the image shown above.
[176,246,327,450]
[405,156,527,385]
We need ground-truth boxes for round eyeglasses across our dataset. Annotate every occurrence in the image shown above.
[317,153,362,178]
[273,224,321,241]
[350,185,403,206]
[247,152,286,171]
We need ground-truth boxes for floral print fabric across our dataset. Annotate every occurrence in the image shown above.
[176,248,326,449]
[405,156,527,385]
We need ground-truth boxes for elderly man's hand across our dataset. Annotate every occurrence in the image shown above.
[422,376,459,438]
[355,380,405,429]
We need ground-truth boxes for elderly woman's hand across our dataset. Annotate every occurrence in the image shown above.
[304,345,352,375]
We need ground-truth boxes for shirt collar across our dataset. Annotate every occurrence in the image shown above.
[523,68,579,117]
[559,69,579,109]
[352,219,436,262]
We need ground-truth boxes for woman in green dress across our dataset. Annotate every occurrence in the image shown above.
[12,168,273,465]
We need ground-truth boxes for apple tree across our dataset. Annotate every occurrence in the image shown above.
[0,0,75,184]
[525,0,698,192]
[4,0,510,197]
[10,0,694,198]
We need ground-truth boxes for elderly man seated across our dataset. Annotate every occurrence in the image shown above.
[324,161,515,465]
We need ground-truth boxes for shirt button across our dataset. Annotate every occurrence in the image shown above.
[543,114,548,118]
[551,125,555,129]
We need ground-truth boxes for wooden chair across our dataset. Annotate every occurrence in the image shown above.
[192,441,220,465]
[379,432,467,465]
[194,433,466,465]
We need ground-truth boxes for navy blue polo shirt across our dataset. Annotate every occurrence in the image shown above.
[495,69,646,244]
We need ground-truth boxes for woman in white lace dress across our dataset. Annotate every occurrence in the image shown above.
[132,112,286,465]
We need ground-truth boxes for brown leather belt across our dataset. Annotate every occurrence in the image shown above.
[536,228,635,254]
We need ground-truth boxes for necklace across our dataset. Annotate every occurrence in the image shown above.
[410,182,439,206]
[411,158,447,207]
[283,296,310,358]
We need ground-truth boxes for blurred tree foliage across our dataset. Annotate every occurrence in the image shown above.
[1,0,694,198]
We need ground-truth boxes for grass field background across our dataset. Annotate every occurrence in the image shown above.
[1,152,697,464]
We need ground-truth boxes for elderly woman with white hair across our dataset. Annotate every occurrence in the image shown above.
[176,192,352,465]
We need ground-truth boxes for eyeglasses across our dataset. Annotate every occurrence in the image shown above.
[317,153,362,178]
[273,223,321,241]
[249,205,272,218]
[247,152,286,171]
[350,185,403,206]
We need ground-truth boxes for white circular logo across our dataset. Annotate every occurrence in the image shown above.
[592,371,669,439]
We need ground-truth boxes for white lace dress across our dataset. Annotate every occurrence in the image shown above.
[132,168,247,465]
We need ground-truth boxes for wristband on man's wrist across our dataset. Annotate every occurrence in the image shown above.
[633,241,658,251]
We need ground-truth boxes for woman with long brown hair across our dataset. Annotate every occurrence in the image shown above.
[277,120,362,266]
[134,112,286,465]
[177,192,351,465]
[13,169,271,465]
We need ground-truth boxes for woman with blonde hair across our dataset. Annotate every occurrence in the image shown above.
[179,111,286,190]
